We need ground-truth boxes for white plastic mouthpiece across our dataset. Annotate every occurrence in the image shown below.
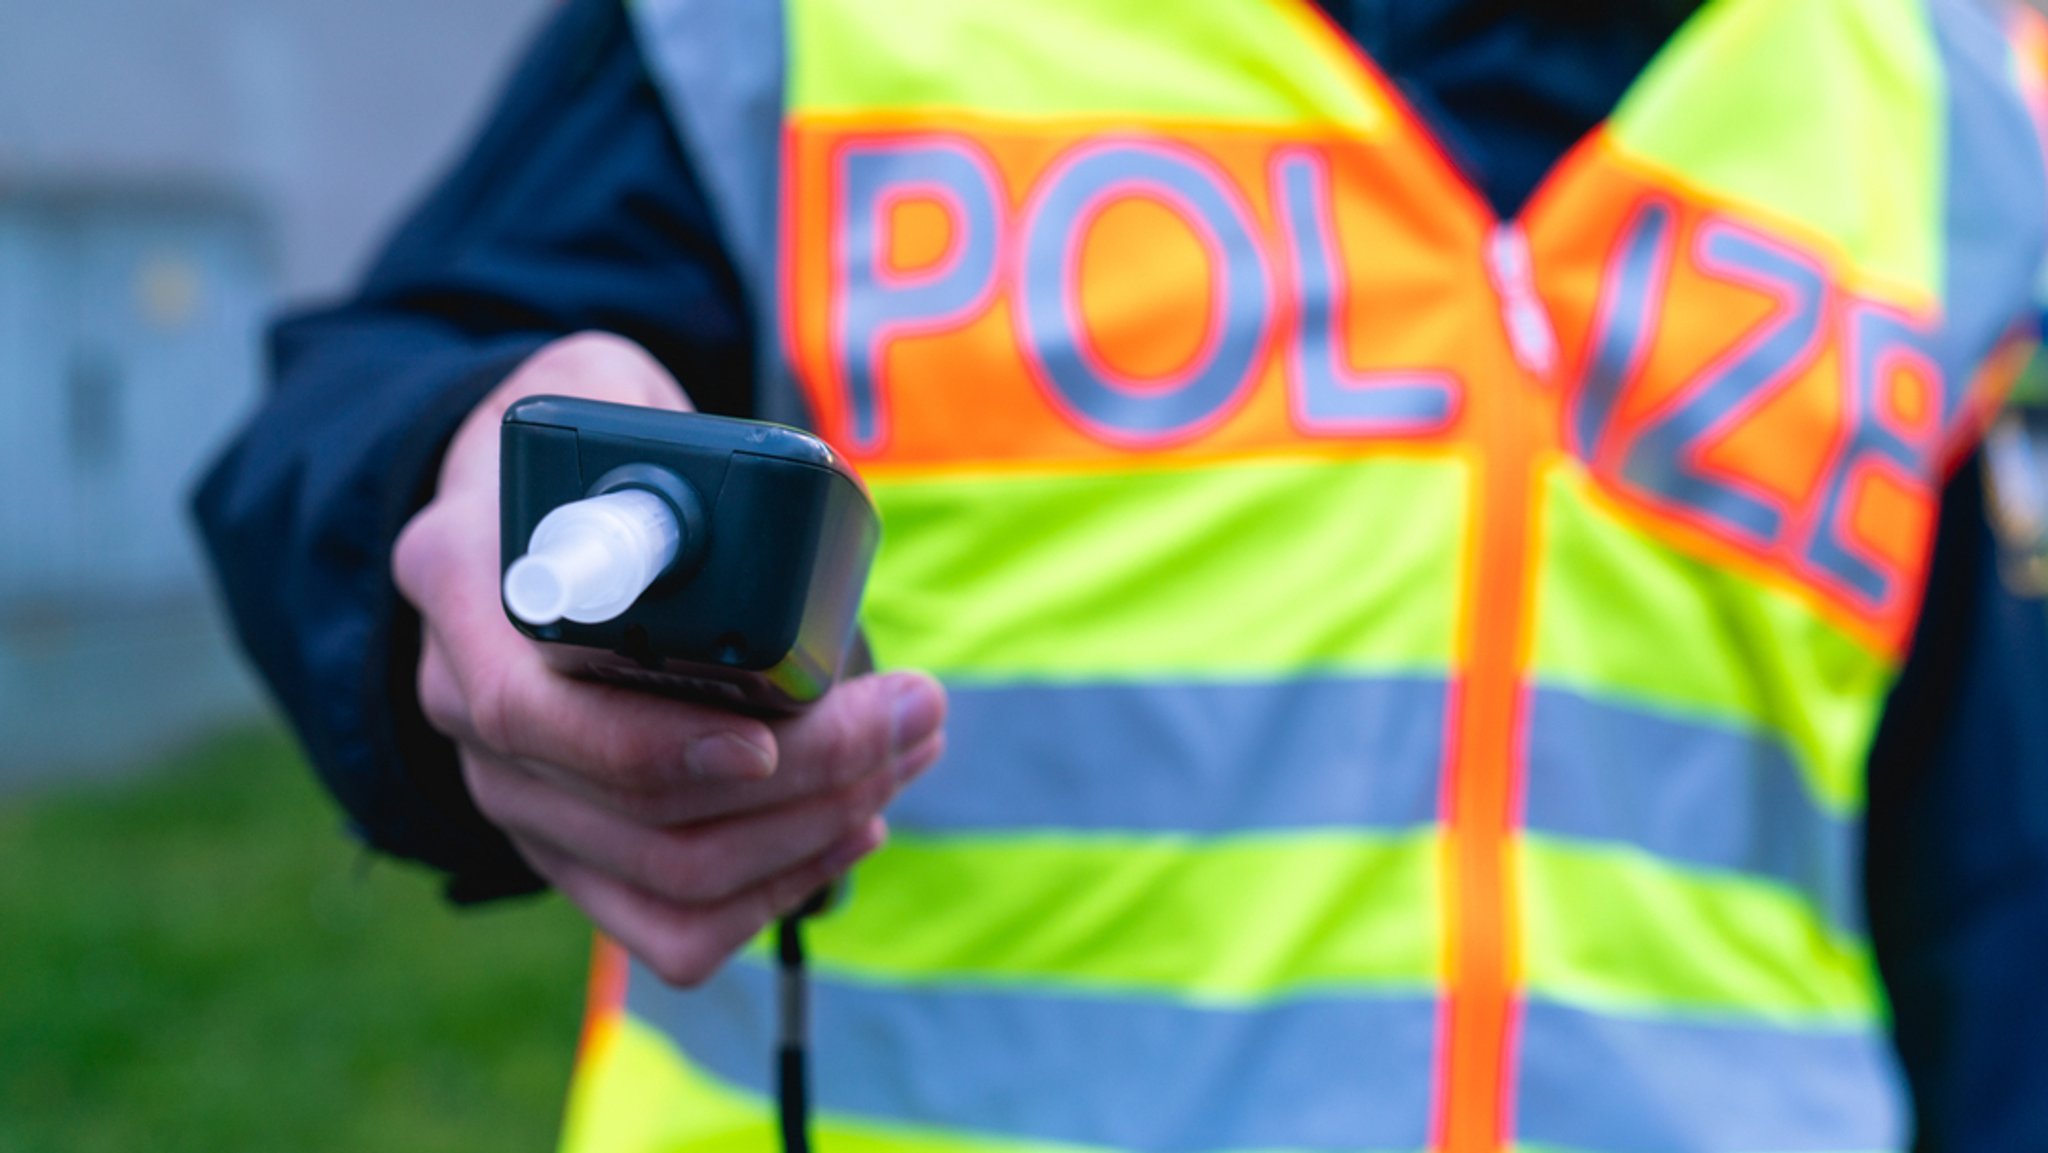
[503,488,681,626]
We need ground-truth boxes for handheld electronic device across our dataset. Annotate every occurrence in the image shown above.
[498,395,879,714]
[499,394,877,1153]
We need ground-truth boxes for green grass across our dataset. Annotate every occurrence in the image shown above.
[0,725,591,1153]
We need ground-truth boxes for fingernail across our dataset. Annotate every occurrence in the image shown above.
[893,732,944,785]
[688,732,774,780]
[887,673,945,756]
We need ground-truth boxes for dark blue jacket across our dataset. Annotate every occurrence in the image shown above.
[192,2,2048,1147]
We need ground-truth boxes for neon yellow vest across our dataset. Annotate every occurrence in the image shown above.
[566,2,2048,1150]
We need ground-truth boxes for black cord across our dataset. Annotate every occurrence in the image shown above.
[773,637,864,1153]
[775,913,814,1153]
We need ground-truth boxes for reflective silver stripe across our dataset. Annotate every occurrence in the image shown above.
[627,957,1439,1153]
[896,676,1448,833]
[1932,0,2048,389]
[1516,997,1907,1153]
[628,0,813,425]
[1524,687,1863,936]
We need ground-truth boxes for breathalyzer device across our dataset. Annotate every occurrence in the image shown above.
[498,395,879,714]
[498,394,878,1153]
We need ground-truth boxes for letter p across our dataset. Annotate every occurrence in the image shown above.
[835,139,1002,451]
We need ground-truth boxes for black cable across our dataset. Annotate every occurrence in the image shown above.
[775,643,866,1153]
[775,912,815,1153]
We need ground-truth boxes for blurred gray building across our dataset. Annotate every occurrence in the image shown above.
[0,0,553,781]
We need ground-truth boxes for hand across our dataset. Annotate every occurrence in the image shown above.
[392,332,945,986]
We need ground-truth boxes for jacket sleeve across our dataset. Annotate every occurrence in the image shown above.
[1866,455,2048,1153]
[191,0,755,902]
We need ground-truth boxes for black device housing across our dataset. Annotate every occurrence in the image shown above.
[500,396,878,713]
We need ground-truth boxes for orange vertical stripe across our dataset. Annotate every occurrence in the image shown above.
[1277,8,1542,1147]
[1434,366,1546,1153]
[574,933,631,1063]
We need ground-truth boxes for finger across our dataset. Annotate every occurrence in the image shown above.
[775,670,947,789]
[494,668,942,827]
[522,818,888,989]
[660,671,947,824]
[420,588,939,823]
[463,745,902,905]
[450,635,782,797]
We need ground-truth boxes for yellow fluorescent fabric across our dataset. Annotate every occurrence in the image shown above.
[1530,468,1889,814]
[1517,837,1885,1024]
[561,1014,1108,1153]
[863,457,1468,679]
[788,0,1389,131]
[1607,0,1942,301]
[800,831,1443,1001]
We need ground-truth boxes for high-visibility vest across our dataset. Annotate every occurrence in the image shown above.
[564,2,2048,1150]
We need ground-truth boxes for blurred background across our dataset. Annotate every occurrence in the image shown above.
[0,2,590,1149]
